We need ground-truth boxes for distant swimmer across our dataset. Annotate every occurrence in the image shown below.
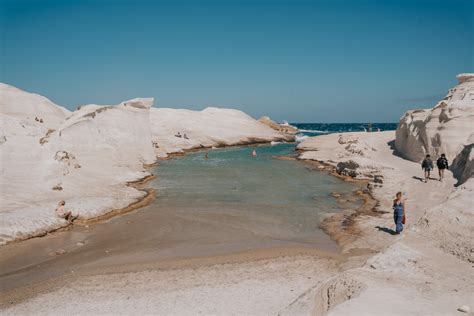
[55,200,78,223]
[251,149,257,157]
[205,151,209,160]
[436,153,449,181]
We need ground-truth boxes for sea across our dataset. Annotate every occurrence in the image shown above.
[292,122,398,141]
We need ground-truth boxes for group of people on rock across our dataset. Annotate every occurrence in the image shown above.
[421,153,449,182]
[391,153,450,235]
[174,132,189,140]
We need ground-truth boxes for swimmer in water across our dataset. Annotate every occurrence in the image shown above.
[251,149,257,157]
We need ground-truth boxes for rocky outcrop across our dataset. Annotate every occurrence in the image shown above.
[258,116,299,134]
[451,142,474,185]
[150,108,294,157]
[336,160,360,177]
[395,74,474,169]
[312,273,366,315]
[0,84,297,245]
[0,83,70,135]
[0,87,157,245]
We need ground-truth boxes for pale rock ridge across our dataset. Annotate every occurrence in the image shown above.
[395,74,474,172]
[258,116,299,134]
[1,84,293,245]
[150,107,294,157]
[0,85,156,245]
[0,83,70,126]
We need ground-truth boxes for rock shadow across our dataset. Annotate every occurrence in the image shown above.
[386,140,405,159]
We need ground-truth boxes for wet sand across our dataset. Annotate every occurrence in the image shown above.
[0,144,371,308]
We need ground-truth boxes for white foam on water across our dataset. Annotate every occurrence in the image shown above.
[299,129,329,134]
[295,134,309,142]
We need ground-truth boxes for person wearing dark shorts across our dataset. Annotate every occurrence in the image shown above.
[436,153,449,181]
[421,154,434,183]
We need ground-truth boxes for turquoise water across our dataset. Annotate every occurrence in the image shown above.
[293,122,397,135]
[148,143,364,252]
[0,143,366,292]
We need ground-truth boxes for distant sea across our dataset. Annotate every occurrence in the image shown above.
[292,122,398,135]
[291,122,397,141]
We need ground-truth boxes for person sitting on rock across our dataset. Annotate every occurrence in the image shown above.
[436,153,449,182]
[174,132,182,138]
[421,154,434,183]
[183,133,189,140]
[55,200,78,223]
[393,192,405,234]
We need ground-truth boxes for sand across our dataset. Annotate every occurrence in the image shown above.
[1,77,473,315]
[3,131,472,315]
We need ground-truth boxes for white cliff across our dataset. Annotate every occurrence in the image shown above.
[149,107,293,157]
[0,84,157,245]
[395,73,474,166]
[0,84,292,245]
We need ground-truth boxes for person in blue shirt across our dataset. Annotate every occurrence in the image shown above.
[393,192,405,234]
[421,154,434,183]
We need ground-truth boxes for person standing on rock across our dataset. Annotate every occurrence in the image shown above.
[393,192,405,234]
[436,153,449,181]
[421,154,434,183]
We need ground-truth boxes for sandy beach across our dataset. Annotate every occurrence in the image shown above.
[2,130,472,315]
[2,0,473,313]
[1,73,473,315]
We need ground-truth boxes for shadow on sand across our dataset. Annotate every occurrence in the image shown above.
[412,176,424,182]
[375,226,398,235]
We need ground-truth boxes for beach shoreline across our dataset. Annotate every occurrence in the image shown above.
[0,140,377,311]
[2,130,472,315]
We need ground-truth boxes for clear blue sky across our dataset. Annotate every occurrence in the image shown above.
[1,0,472,122]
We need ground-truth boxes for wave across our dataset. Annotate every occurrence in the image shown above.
[299,129,329,134]
[295,134,309,142]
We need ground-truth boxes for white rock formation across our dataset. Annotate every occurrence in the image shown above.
[0,84,292,245]
[258,116,299,134]
[297,131,474,316]
[150,107,293,157]
[395,73,474,167]
[0,84,157,245]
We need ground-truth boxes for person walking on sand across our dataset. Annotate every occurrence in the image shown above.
[436,153,449,181]
[55,200,78,223]
[421,154,434,183]
[393,192,405,234]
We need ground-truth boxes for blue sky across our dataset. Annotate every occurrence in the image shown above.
[1,0,472,122]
